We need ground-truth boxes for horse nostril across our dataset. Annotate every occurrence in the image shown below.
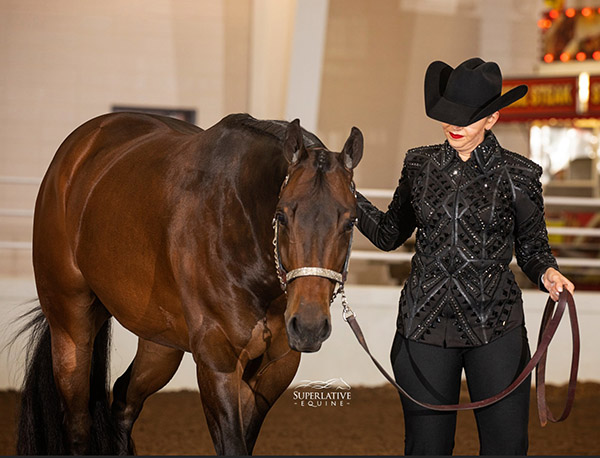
[290,316,300,335]
[320,317,331,339]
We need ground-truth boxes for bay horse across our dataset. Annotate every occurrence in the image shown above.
[16,112,363,455]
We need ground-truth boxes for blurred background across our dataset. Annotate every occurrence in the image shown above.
[1,0,598,389]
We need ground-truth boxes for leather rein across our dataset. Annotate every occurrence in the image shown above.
[272,172,579,425]
[344,286,579,425]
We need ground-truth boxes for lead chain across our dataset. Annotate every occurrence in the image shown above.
[272,219,286,292]
[337,285,356,322]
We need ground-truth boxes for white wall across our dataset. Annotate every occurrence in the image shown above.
[0,0,247,277]
[1,279,597,391]
[248,0,296,119]
[285,0,329,132]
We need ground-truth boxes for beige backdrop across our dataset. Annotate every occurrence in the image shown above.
[0,0,545,277]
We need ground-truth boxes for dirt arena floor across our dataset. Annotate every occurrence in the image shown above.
[0,382,598,456]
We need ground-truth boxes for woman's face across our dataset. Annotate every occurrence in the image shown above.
[441,112,499,155]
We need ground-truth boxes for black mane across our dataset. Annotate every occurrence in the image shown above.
[229,113,326,149]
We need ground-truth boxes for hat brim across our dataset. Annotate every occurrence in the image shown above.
[424,61,528,127]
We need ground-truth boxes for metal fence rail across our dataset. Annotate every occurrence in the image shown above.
[2,179,600,268]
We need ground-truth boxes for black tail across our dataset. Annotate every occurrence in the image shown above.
[16,308,119,454]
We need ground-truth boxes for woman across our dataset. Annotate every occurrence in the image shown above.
[356,57,575,455]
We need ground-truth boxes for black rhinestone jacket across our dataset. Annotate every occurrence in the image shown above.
[357,132,558,347]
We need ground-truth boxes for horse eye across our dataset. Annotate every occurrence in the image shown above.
[275,211,288,226]
[343,217,357,232]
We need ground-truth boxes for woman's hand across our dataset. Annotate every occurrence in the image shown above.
[542,267,575,302]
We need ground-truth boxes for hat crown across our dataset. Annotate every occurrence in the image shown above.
[443,58,502,108]
[424,57,527,126]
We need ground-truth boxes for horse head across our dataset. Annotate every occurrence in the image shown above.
[274,119,363,352]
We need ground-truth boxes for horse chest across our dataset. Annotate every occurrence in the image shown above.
[240,319,271,361]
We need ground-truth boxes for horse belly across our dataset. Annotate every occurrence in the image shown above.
[76,221,192,351]
[71,150,194,351]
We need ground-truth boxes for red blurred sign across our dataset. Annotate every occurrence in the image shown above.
[588,75,600,115]
[498,77,577,122]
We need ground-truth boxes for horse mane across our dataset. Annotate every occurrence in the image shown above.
[227,113,326,149]
[225,114,334,191]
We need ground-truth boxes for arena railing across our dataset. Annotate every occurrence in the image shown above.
[1,178,600,269]
[354,189,600,269]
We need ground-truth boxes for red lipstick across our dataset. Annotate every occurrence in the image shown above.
[449,132,463,139]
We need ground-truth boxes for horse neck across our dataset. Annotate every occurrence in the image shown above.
[235,142,289,224]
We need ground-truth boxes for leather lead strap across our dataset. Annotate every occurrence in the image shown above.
[345,290,579,422]
[536,291,579,425]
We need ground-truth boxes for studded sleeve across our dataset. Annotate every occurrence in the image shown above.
[356,161,416,252]
[513,164,559,291]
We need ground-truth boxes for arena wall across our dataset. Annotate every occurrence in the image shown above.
[1,279,597,389]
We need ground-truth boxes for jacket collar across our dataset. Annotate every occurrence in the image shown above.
[438,130,501,172]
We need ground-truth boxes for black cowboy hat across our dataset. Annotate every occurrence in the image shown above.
[424,57,528,127]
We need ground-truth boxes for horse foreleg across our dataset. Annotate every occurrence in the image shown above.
[111,338,184,454]
[196,360,249,455]
[242,345,300,453]
[192,322,254,456]
[193,314,300,456]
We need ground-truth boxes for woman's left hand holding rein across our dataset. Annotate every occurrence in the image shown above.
[543,267,575,302]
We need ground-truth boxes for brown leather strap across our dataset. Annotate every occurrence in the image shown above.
[345,290,579,417]
[535,291,579,425]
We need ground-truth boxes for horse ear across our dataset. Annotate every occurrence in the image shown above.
[341,126,363,170]
[283,119,307,165]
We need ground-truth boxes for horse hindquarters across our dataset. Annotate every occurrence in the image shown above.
[16,309,118,454]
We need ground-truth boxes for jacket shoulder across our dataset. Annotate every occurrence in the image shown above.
[501,149,542,179]
[500,149,544,201]
[404,143,443,172]
[406,143,444,158]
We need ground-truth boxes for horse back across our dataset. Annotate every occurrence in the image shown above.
[33,112,287,349]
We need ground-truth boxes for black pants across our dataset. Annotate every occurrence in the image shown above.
[390,326,531,456]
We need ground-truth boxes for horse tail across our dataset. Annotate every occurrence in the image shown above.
[15,308,62,454]
[88,317,119,454]
[16,307,118,454]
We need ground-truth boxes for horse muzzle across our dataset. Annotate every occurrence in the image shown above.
[285,300,332,352]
